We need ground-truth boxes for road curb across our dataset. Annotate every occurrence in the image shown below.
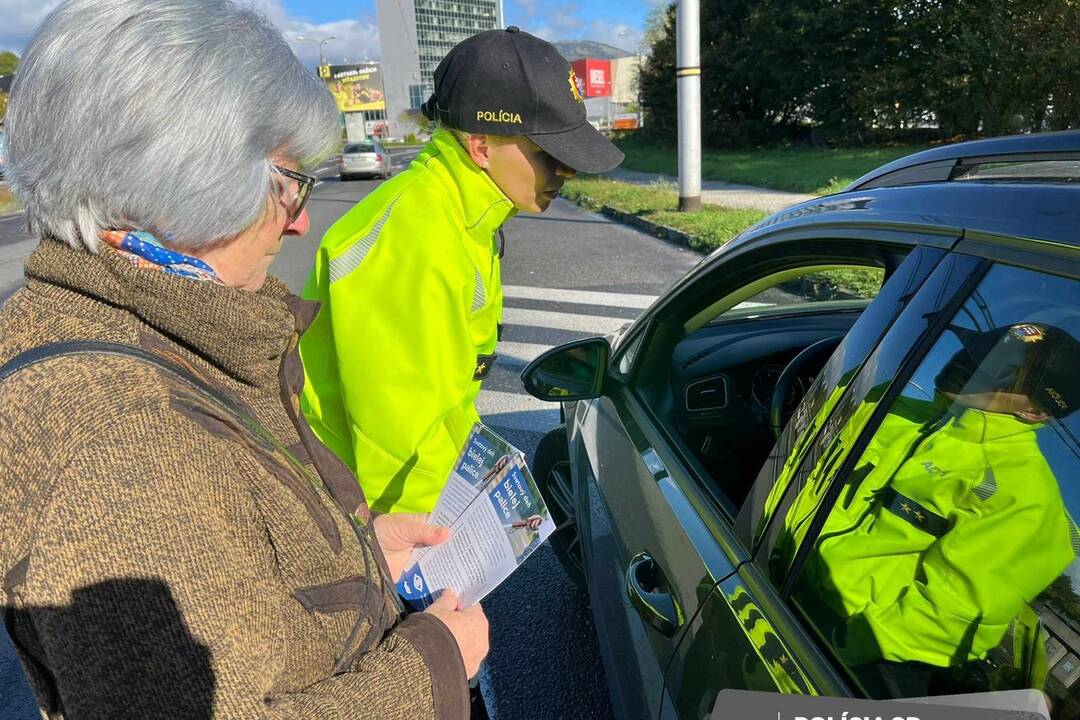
[560,192,700,254]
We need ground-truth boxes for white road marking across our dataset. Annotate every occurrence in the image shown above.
[495,341,552,368]
[477,390,561,433]
[501,307,628,335]
[503,284,656,310]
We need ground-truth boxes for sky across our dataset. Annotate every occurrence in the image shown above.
[0,0,662,67]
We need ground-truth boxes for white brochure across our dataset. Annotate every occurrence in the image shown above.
[396,423,557,609]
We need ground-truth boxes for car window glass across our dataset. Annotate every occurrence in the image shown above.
[344,143,375,154]
[954,160,1080,184]
[716,266,884,322]
[735,247,953,549]
[781,264,1080,713]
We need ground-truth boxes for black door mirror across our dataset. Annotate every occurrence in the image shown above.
[520,337,611,402]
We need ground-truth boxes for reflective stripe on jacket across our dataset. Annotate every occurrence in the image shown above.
[301,129,515,513]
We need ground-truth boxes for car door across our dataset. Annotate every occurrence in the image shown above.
[570,388,739,720]
[660,248,981,717]
[573,237,955,720]
[765,247,1080,715]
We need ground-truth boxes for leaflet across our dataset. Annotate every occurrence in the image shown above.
[397,423,556,609]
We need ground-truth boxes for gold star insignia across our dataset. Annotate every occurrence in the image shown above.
[476,362,487,374]
[900,502,912,514]
[914,510,925,522]
[778,654,789,664]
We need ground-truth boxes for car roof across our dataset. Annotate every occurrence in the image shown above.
[730,131,1080,252]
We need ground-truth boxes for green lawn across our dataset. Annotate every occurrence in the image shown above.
[0,185,19,216]
[613,136,928,194]
[561,176,766,252]
[561,176,883,298]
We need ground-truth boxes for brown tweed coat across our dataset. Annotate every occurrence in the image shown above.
[0,239,468,719]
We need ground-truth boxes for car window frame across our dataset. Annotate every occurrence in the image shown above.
[615,232,949,527]
[767,248,1080,699]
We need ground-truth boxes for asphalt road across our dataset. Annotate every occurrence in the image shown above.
[0,147,701,718]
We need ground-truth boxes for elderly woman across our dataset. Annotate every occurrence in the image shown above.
[0,1,486,717]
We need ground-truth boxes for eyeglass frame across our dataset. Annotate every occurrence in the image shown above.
[271,164,317,224]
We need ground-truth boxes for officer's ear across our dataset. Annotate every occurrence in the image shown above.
[463,133,494,170]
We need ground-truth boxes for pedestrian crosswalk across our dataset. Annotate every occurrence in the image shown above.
[476,284,657,435]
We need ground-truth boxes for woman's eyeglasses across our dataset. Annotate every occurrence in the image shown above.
[271,164,317,223]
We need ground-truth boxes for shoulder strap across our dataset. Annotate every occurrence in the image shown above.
[0,340,290,473]
[0,340,205,386]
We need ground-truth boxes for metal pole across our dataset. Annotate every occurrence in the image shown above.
[676,0,702,212]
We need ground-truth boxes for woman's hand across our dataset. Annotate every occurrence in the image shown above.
[424,590,490,679]
[373,513,451,582]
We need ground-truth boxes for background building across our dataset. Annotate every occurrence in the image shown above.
[376,0,504,139]
[555,42,642,132]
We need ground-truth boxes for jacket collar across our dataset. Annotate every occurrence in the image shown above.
[24,238,319,388]
[946,406,1044,443]
[420,129,517,245]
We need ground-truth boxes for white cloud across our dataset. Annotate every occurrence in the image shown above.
[504,0,643,55]
[0,0,63,53]
[0,0,381,66]
[585,20,640,54]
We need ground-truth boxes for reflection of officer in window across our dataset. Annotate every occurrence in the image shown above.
[795,323,1080,696]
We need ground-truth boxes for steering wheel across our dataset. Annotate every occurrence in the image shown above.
[770,336,843,439]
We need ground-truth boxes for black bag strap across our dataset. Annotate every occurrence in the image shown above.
[0,339,214,393]
[0,340,301,468]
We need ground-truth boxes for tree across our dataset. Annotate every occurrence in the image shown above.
[636,0,1079,147]
[638,3,677,140]
[0,51,18,78]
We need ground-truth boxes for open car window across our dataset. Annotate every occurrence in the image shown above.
[714,266,884,323]
[778,262,1080,714]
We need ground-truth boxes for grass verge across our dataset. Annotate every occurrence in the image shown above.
[0,185,20,216]
[561,176,883,298]
[613,136,927,194]
[561,176,765,253]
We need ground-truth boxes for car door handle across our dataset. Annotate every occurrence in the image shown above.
[625,552,684,637]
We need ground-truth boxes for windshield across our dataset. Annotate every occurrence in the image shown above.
[344,143,375,154]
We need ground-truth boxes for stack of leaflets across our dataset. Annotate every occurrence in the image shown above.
[396,423,557,609]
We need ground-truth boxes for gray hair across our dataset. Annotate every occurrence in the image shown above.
[5,0,340,251]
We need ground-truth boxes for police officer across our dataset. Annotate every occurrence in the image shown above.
[300,28,623,514]
[786,322,1080,697]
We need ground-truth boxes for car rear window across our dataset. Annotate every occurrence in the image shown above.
[955,159,1080,183]
[344,143,375,154]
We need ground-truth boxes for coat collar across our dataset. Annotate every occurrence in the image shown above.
[24,238,320,388]
[419,129,517,246]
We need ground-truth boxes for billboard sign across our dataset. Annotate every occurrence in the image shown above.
[322,63,385,112]
[570,59,611,98]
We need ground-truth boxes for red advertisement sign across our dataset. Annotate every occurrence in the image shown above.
[570,59,611,98]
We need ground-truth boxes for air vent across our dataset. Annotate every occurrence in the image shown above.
[686,376,728,412]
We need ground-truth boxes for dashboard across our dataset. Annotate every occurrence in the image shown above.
[665,310,862,502]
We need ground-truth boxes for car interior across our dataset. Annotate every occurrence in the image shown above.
[629,248,906,515]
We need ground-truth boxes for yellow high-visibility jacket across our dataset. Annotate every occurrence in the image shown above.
[300,130,515,513]
[787,399,1075,668]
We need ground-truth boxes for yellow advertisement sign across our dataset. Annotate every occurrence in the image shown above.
[323,63,385,113]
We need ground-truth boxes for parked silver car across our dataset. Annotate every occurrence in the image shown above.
[339,141,391,181]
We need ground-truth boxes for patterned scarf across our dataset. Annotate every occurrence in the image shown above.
[99,230,222,284]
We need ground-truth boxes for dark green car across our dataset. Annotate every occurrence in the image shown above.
[523,132,1080,720]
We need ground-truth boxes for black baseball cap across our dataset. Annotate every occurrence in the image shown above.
[420,27,624,174]
[935,323,1080,418]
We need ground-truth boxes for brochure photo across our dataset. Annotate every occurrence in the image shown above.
[396,423,557,609]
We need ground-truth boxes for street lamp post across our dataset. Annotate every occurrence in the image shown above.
[676,0,702,212]
[295,35,336,68]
